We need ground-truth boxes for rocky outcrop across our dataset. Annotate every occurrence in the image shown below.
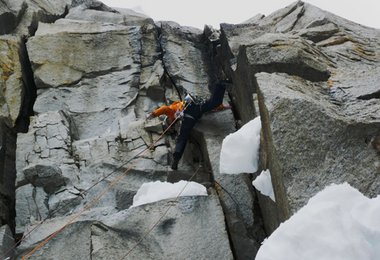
[219,0,380,233]
[16,193,232,259]
[0,0,379,259]
[10,2,236,259]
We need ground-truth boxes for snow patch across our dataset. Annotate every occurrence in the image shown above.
[256,182,380,260]
[131,180,207,207]
[252,169,275,202]
[219,116,261,174]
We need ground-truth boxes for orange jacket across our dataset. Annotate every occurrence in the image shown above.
[152,101,184,121]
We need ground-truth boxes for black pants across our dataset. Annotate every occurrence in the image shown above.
[173,83,226,161]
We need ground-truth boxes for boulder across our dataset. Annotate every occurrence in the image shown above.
[17,193,233,260]
[23,163,66,194]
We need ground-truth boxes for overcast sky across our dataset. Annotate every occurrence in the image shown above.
[101,0,380,29]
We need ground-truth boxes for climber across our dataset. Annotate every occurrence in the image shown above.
[147,80,230,170]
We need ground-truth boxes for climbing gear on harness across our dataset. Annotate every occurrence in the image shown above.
[174,107,184,119]
[184,94,193,103]
[188,93,205,105]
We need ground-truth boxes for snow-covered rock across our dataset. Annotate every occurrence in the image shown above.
[219,116,261,174]
[256,183,380,260]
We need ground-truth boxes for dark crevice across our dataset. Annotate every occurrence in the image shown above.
[27,4,70,37]
[252,62,331,82]
[357,90,380,100]
[14,37,37,133]
[2,3,70,246]
[0,120,17,234]
[156,24,184,102]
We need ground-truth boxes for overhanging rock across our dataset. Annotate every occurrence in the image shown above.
[238,33,332,82]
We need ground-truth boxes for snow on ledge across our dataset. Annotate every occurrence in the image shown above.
[219,116,261,174]
[256,182,380,260]
[252,169,275,202]
[131,180,208,208]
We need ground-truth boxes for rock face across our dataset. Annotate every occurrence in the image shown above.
[16,193,232,259]
[219,0,380,233]
[0,0,379,259]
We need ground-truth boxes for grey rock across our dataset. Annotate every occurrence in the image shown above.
[23,163,66,194]
[17,193,233,260]
[218,0,380,245]
[27,21,141,88]
[0,0,26,35]
[240,33,332,82]
[140,60,165,101]
[67,3,152,26]
[0,35,24,128]
[144,117,164,134]
[15,111,72,177]
[256,72,380,229]
[298,22,340,43]
[8,1,380,259]
[0,225,14,260]
[159,21,209,98]
[16,220,92,260]
[48,189,83,217]
[241,14,265,25]
[15,185,48,234]
[193,110,265,257]
[13,0,72,37]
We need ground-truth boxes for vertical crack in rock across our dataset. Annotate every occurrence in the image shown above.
[15,37,37,133]
[156,24,183,101]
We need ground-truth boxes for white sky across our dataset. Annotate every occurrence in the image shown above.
[101,0,380,29]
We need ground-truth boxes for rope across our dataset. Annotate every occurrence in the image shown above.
[18,102,192,260]
[22,164,134,260]
[122,165,202,259]
[214,180,241,209]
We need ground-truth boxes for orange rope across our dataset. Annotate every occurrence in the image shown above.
[20,104,191,259]
[22,164,133,259]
